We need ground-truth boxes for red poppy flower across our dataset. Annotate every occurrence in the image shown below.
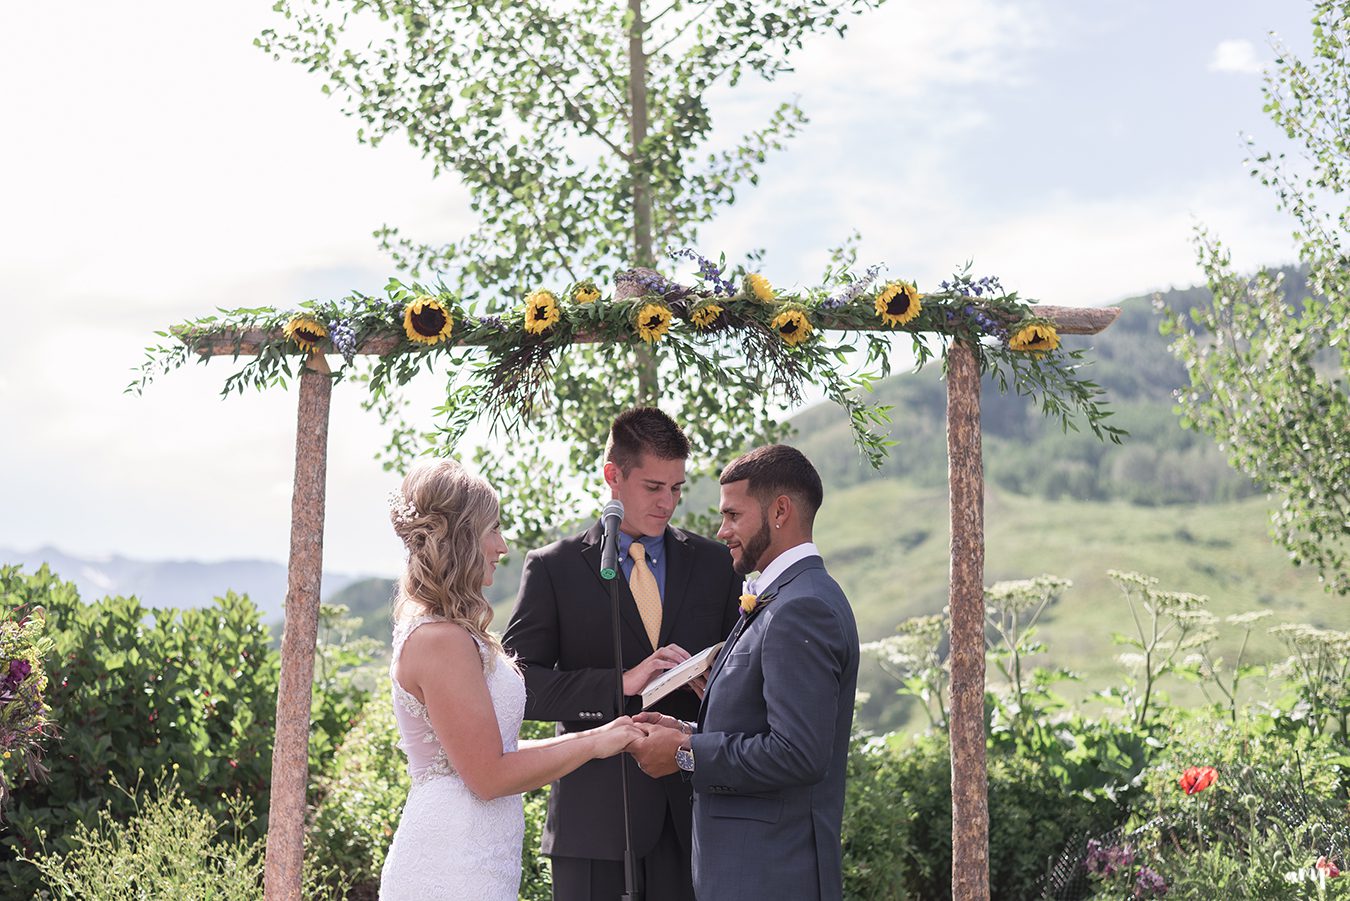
[1178,765,1217,795]
[1317,856,1341,879]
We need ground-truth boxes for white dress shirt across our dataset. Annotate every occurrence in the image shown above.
[742,541,820,597]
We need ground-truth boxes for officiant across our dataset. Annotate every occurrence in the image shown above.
[503,407,742,901]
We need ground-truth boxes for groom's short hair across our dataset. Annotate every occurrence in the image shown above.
[605,407,691,474]
[720,444,823,524]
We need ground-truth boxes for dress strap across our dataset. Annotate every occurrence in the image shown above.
[391,614,447,666]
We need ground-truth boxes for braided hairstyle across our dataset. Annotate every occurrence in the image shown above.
[390,459,507,667]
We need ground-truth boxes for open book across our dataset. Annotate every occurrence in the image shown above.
[640,641,725,709]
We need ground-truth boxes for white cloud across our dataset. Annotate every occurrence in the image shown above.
[1209,39,1266,75]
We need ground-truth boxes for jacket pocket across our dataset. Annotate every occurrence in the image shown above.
[721,650,751,669]
[705,793,782,823]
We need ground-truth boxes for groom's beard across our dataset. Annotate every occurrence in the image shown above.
[733,519,773,576]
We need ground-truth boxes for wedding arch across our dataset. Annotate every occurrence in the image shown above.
[139,256,1120,900]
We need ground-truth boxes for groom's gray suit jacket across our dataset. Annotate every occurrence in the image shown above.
[688,555,859,901]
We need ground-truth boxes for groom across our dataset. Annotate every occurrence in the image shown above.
[630,444,859,901]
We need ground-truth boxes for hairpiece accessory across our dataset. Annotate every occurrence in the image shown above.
[387,489,418,526]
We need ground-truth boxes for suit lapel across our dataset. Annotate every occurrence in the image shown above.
[698,555,825,721]
[580,522,654,654]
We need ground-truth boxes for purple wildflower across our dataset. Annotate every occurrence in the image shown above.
[6,659,31,686]
[1085,840,1136,878]
[476,315,508,333]
[1133,866,1167,897]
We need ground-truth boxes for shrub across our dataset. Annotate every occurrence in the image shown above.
[24,774,347,900]
[842,731,1123,900]
[1043,717,1350,899]
[0,590,55,808]
[308,689,408,896]
[0,565,364,895]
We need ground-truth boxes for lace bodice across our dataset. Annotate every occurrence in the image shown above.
[389,615,527,787]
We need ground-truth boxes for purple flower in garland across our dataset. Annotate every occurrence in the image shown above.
[823,263,885,309]
[668,248,736,296]
[327,319,358,364]
[940,274,1005,299]
[476,315,509,333]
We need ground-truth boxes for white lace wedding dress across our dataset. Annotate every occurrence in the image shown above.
[379,615,527,901]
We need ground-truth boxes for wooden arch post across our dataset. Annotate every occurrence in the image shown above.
[938,306,1120,900]
[262,352,332,899]
[186,300,1118,901]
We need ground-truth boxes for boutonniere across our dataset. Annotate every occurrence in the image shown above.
[738,590,776,618]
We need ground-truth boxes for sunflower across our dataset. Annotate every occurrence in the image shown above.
[770,308,814,346]
[402,295,454,345]
[283,315,327,353]
[690,303,724,329]
[875,281,922,327]
[635,302,673,343]
[745,273,776,304]
[523,289,561,334]
[1008,322,1061,353]
[571,281,601,304]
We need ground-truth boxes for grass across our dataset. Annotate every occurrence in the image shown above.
[817,480,1348,732]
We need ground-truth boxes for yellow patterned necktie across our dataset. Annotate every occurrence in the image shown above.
[628,541,663,649]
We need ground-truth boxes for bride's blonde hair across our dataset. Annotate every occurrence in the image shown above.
[389,459,507,666]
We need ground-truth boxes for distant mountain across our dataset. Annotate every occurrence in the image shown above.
[0,545,363,622]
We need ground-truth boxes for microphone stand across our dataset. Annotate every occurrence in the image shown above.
[602,558,641,901]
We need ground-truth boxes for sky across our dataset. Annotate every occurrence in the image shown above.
[0,0,1315,578]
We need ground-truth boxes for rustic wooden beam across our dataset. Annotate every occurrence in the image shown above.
[176,304,1120,358]
[263,352,332,901]
[946,340,990,901]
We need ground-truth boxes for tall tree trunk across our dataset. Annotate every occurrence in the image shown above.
[628,0,659,401]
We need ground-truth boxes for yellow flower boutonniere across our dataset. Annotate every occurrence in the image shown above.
[739,593,759,615]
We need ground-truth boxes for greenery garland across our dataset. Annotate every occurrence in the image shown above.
[130,251,1124,467]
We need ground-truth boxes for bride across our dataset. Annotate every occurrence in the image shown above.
[380,460,642,900]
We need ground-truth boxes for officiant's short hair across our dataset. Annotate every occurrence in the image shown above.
[605,407,691,473]
[720,444,823,523]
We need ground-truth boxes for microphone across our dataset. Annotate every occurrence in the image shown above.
[599,499,624,580]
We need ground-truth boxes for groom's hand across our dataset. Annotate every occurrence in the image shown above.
[622,644,691,696]
[629,723,685,778]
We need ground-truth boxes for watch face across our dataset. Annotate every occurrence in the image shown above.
[675,747,695,772]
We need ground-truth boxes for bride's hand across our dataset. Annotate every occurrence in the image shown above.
[589,716,645,758]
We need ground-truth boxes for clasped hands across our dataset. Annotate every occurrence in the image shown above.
[618,644,703,778]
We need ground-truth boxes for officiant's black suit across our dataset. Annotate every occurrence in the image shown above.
[503,521,741,901]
